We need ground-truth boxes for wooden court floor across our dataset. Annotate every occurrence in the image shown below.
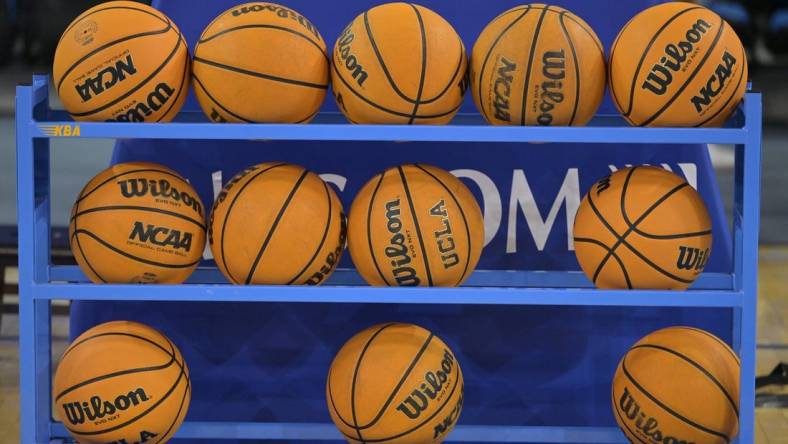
[0,248,786,443]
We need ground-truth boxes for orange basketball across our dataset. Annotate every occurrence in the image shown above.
[470,4,606,126]
[609,2,748,127]
[53,321,190,444]
[53,1,189,122]
[69,162,206,284]
[327,323,464,444]
[192,3,328,123]
[208,163,346,285]
[612,326,739,444]
[573,166,712,289]
[347,164,484,287]
[331,2,468,124]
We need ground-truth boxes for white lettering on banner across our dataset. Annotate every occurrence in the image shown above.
[507,168,580,252]
[608,163,698,189]
[450,169,500,247]
[319,174,348,191]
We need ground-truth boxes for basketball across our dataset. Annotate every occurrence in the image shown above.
[470,4,606,126]
[612,326,740,444]
[53,320,190,444]
[208,163,346,285]
[326,323,464,444]
[192,3,328,123]
[609,2,748,127]
[69,162,206,284]
[573,166,712,289]
[331,2,468,124]
[53,1,189,122]
[347,164,484,287]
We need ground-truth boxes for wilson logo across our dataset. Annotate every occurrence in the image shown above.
[336,26,368,86]
[537,50,566,126]
[690,51,737,114]
[642,19,713,96]
[397,349,456,419]
[493,57,516,122]
[384,198,420,286]
[76,54,137,101]
[129,222,193,252]
[108,82,175,122]
[231,3,319,38]
[208,165,260,245]
[433,388,463,439]
[676,246,709,271]
[117,178,203,216]
[38,124,81,137]
[619,387,694,444]
[595,175,612,195]
[305,214,348,285]
[62,387,150,425]
[430,200,459,269]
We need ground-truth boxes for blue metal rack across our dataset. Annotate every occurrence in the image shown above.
[16,74,762,443]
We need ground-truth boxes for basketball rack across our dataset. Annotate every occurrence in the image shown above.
[16,74,762,443]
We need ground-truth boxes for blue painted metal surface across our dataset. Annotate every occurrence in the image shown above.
[17,74,762,443]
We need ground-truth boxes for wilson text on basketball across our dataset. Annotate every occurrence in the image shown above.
[230,3,320,39]
[676,246,709,272]
[690,51,737,114]
[109,82,175,122]
[493,57,516,122]
[384,198,421,286]
[430,199,459,269]
[537,50,566,126]
[397,349,456,419]
[641,19,713,96]
[61,387,151,426]
[618,387,694,444]
[76,54,137,102]
[118,177,203,216]
[336,26,368,86]
[305,214,348,285]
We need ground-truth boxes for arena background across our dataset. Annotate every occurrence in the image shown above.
[0,0,786,442]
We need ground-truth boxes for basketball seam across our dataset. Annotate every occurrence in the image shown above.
[559,12,581,126]
[156,34,190,122]
[622,6,703,118]
[674,327,741,364]
[363,10,417,104]
[608,17,633,114]
[217,163,287,284]
[193,56,328,90]
[418,37,464,105]
[475,6,532,123]
[244,169,310,284]
[520,8,549,125]
[198,24,329,62]
[398,166,434,286]
[70,195,107,283]
[55,9,172,91]
[286,180,333,284]
[69,25,184,117]
[58,5,169,48]
[631,344,739,417]
[365,172,391,286]
[640,18,726,126]
[152,335,191,444]
[413,164,473,285]
[72,229,201,269]
[694,45,747,128]
[192,74,255,123]
[71,205,206,231]
[574,237,633,288]
[622,353,731,443]
[407,3,428,125]
[76,168,186,204]
[330,58,463,120]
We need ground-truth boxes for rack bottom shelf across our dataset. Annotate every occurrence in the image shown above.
[50,422,628,443]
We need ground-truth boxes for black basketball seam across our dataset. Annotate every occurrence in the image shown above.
[350,323,398,441]
[520,8,549,125]
[198,24,329,61]
[559,12,581,126]
[218,163,287,284]
[327,363,355,428]
[72,228,201,269]
[76,168,187,204]
[56,333,175,401]
[156,32,190,123]
[58,5,169,48]
[694,47,747,128]
[363,10,417,104]
[418,36,464,105]
[192,74,255,123]
[476,6,532,123]
[193,56,328,90]
[413,164,473,286]
[622,354,731,443]
[244,169,310,284]
[397,166,434,286]
[587,168,695,284]
[574,237,633,288]
[152,335,190,444]
[294,109,320,124]
[608,16,634,114]
[330,62,462,120]
[69,29,183,117]
[71,184,107,283]
[632,344,739,417]
[407,4,428,125]
[611,392,651,444]
[61,330,175,362]
[71,205,206,231]
[675,327,741,364]
[287,180,333,284]
[622,6,703,118]
[56,10,172,92]
[640,19,726,126]
[356,333,435,429]
[366,172,391,286]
